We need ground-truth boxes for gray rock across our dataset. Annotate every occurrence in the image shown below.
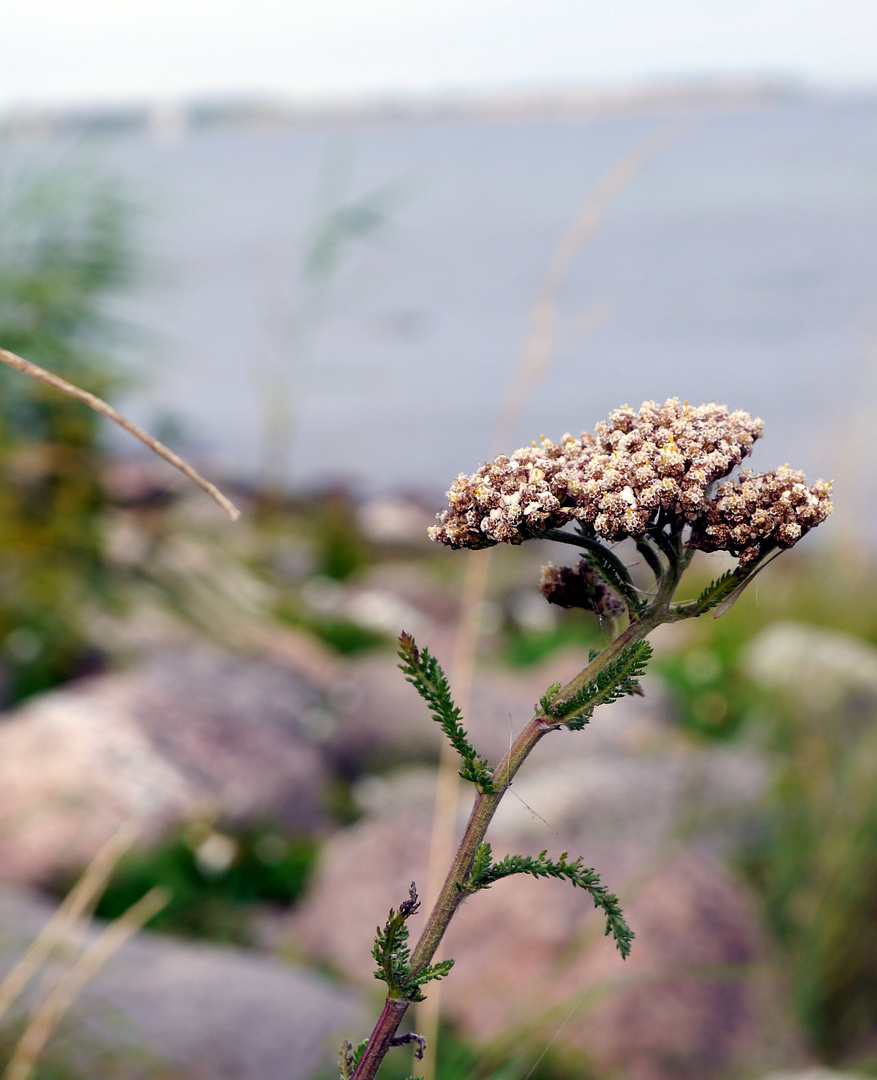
[741,622,877,710]
[0,648,330,884]
[126,649,329,830]
[0,885,365,1080]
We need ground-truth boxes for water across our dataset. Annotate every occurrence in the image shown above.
[29,95,877,529]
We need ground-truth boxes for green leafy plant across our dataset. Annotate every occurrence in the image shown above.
[739,648,877,1061]
[0,333,838,1078]
[341,398,833,1080]
[0,159,138,701]
[372,884,455,1003]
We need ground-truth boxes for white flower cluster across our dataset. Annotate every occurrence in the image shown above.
[428,399,764,549]
[688,467,833,565]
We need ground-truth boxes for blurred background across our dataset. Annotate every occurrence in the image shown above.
[0,4,874,1080]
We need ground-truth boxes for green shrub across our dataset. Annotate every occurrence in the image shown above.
[0,157,139,702]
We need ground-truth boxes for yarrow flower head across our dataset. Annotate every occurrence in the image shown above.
[429,398,765,549]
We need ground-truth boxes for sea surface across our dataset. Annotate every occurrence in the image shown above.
[11,93,877,533]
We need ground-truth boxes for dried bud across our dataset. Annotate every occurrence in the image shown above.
[540,560,626,618]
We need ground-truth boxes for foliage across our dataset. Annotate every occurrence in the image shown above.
[653,552,877,1060]
[76,827,316,944]
[0,157,139,702]
[539,641,652,730]
[464,843,634,958]
[372,884,454,1002]
[398,633,496,791]
[656,553,862,741]
[741,671,877,1060]
[670,568,740,619]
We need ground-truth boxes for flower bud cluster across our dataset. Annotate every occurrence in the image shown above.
[429,399,763,548]
[687,467,833,566]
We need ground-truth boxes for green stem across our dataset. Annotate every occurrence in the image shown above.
[635,538,664,583]
[350,717,546,1080]
[543,528,637,594]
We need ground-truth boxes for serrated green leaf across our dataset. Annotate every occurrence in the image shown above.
[470,842,493,883]
[398,633,496,792]
[543,641,652,728]
[671,569,740,619]
[411,957,455,987]
[371,883,454,1002]
[372,883,420,999]
[339,1038,368,1080]
[712,549,785,618]
[468,849,633,958]
[538,682,561,715]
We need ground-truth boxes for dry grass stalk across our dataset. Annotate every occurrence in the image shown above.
[0,822,140,1026]
[493,119,690,453]
[2,886,168,1080]
[0,346,240,521]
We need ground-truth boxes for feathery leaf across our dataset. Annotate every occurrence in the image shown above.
[670,569,740,619]
[542,641,652,729]
[398,633,496,792]
[371,883,454,1002]
[339,1039,368,1079]
[538,682,562,715]
[467,849,633,958]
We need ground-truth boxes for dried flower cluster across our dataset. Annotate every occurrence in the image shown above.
[427,437,582,549]
[688,467,833,566]
[540,560,625,618]
[429,399,764,549]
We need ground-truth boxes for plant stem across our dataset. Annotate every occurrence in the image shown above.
[350,536,691,1080]
[350,715,546,1080]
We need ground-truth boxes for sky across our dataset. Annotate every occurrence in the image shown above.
[1,0,876,111]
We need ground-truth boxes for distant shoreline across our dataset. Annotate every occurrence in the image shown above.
[0,76,850,140]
